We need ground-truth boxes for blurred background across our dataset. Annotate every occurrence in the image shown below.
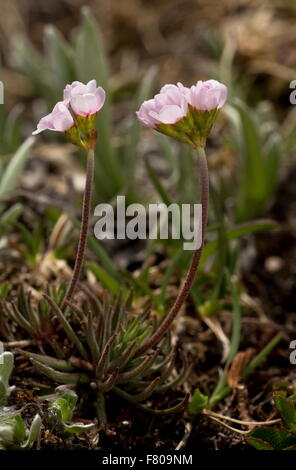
[1,0,296,111]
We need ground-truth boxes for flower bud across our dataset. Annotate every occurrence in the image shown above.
[63,80,105,117]
[32,80,106,150]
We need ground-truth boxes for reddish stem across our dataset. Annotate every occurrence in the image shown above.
[61,149,94,310]
[136,146,209,356]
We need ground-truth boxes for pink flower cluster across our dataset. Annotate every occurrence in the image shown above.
[33,80,106,135]
[136,80,227,129]
[32,78,227,149]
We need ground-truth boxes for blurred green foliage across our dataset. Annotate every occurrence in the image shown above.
[12,7,156,203]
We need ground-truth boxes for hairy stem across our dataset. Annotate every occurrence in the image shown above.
[136,146,209,356]
[61,149,94,310]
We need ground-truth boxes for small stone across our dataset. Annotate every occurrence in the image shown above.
[264,256,284,273]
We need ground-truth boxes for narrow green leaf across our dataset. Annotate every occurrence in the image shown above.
[263,134,280,198]
[124,67,157,186]
[44,25,75,95]
[12,36,54,103]
[209,274,241,404]
[200,220,277,267]
[0,203,23,238]
[0,136,35,199]
[19,350,74,372]
[145,157,173,206]
[283,124,296,154]
[31,359,89,385]
[43,294,88,361]
[242,334,282,379]
[86,261,125,296]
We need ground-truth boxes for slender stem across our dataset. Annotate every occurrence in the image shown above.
[61,149,94,310]
[136,146,209,356]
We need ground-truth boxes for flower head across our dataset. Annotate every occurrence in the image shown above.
[136,82,189,129]
[32,102,74,135]
[136,79,227,147]
[188,80,227,112]
[32,80,106,150]
[63,79,105,117]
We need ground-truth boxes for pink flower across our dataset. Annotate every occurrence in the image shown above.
[136,79,227,147]
[136,82,189,129]
[63,79,106,116]
[32,102,74,135]
[188,80,227,112]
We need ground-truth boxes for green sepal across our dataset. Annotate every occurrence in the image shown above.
[76,113,97,149]
[156,106,219,148]
[64,125,84,148]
